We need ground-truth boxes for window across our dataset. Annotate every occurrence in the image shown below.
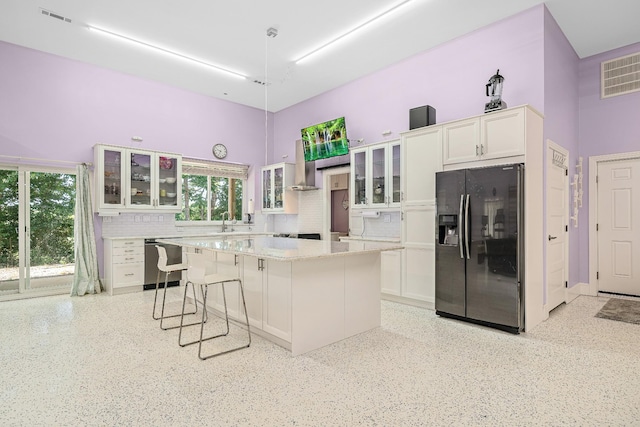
[176,159,248,222]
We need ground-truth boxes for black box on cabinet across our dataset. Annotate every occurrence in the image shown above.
[409,105,436,130]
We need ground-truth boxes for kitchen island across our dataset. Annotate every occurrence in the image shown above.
[158,236,403,355]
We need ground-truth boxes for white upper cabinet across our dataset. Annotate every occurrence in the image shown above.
[126,149,182,211]
[261,163,297,214]
[442,118,480,165]
[443,106,527,166]
[350,139,401,209]
[480,107,526,160]
[94,144,182,215]
[401,126,442,206]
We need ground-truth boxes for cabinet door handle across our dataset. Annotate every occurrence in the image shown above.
[480,144,485,155]
[234,254,239,266]
[548,235,557,241]
[476,145,479,156]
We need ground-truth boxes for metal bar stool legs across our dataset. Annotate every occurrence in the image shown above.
[179,252,251,359]
[178,279,209,346]
[197,278,251,360]
[153,245,202,330]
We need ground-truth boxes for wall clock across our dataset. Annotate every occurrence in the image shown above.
[212,143,227,159]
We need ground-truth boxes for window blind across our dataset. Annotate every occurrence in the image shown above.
[182,158,249,180]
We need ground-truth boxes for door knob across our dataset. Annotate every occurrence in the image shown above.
[548,235,557,241]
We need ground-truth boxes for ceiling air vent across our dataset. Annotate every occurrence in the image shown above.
[40,8,72,24]
[601,52,640,98]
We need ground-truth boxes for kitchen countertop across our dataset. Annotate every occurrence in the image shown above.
[157,236,403,261]
[338,236,401,243]
[102,231,271,240]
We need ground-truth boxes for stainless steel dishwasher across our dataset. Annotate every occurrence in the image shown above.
[144,238,183,290]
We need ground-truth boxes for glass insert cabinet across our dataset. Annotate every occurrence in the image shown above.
[261,163,297,214]
[350,139,401,209]
[94,144,182,215]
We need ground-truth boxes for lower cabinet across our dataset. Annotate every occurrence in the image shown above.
[401,204,436,303]
[103,238,144,295]
[380,250,402,296]
[241,256,292,342]
[206,252,242,322]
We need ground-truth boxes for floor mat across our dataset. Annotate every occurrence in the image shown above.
[595,298,640,325]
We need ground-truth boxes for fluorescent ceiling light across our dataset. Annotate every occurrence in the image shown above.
[87,25,248,80]
[294,0,413,64]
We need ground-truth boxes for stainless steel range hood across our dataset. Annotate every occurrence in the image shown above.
[288,139,319,191]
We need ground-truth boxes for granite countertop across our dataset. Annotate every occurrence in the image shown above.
[103,231,270,240]
[157,236,403,261]
[338,236,401,243]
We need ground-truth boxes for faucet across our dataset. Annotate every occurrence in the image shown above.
[221,211,230,232]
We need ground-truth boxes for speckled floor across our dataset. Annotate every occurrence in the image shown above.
[1,291,639,426]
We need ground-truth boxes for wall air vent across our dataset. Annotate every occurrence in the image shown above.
[601,52,640,98]
[40,8,72,24]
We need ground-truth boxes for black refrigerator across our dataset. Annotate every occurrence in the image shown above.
[435,164,524,334]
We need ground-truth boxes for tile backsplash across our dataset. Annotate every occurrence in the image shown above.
[100,190,400,240]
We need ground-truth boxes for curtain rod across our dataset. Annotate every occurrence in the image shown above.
[0,155,93,167]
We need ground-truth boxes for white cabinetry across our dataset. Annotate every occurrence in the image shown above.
[401,126,442,304]
[381,250,402,296]
[443,107,526,166]
[103,238,144,295]
[442,117,480,165]
[350,139,400,209]
[94,144,182,215]
[261,163,298,214]
[242,256,292,341]
[207,252,242,321]
[330,173,349,190]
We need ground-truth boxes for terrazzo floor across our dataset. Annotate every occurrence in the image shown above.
[1,291,639,426]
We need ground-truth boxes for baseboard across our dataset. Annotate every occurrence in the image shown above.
[381,293,434,310]
[567,282,591,302]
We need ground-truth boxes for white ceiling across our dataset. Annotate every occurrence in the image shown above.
[2,0,640,112]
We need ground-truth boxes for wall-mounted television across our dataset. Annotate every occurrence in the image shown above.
[301,117,349,162]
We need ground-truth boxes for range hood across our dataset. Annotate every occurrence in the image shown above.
[288,140,319,191]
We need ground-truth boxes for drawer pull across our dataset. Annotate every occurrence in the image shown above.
[124,273,134,277]
[125,249,135,253]
[125,257,134,261]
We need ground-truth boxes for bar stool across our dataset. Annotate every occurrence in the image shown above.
[153,245,204,330]
[178,252,251,360]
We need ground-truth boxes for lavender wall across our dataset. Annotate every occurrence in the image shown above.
[578,41,640,283]
[0,40,268,276]
[273,6,546,165]
[542,8,580,290]
[0,41,268,168]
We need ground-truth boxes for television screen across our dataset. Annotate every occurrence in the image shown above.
[301,117,349,162]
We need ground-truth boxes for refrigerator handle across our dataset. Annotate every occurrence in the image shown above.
[459,194,464,259]
[465,194,470,260]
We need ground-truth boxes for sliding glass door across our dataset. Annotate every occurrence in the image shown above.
[0,166,76,298]
[0,169,19,293]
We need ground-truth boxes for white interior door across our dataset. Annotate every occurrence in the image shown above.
[545,142,568,311]
[597,158,640,296]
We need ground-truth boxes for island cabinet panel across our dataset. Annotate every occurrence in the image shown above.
[241,256,264,328]
[206,252,242,322]
[262,260,292,341]
[291,257,345,356]
[344,253,381,337]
